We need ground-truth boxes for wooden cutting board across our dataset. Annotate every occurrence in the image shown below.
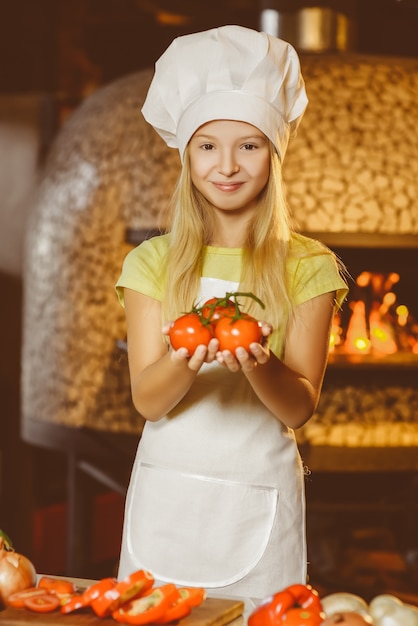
[0,597,245,626]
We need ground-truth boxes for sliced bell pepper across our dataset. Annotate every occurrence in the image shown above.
[92,569,154,617]
[153,585,206,623]
[38,576,77,596]
[178,587,206,608]
[61,577,119,614]
[154,594,191,623]
[82,576,117,605]
[61,593,90,614]
[112,583,179,625]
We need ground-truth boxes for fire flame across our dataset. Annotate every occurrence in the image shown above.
[330,271,418,357]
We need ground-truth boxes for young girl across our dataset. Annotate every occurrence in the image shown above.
[116,25,348,603]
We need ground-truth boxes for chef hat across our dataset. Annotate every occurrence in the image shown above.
[142,25,308,162]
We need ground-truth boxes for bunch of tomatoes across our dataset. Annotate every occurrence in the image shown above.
[168,291,265,355]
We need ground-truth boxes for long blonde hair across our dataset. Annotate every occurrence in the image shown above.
[162,143,295,331]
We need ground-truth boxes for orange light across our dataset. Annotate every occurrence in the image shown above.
[330,269,417,357]
[344,301,371,354]
[354,337,370,352]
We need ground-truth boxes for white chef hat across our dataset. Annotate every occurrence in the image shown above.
[142,25,308,162]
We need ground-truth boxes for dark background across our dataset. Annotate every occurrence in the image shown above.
[1,0,418,97]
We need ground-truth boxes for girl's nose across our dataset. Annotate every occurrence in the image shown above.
[218,151,239,176]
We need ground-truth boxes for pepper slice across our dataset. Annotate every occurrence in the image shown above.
[92,569,155,617]
[82,577,117,605]
[178,587,206,608]
[61,593,90,614]
[38,576,77,596]
[154,594,191,623]
[61,578,118,614]
[112,583,179,625]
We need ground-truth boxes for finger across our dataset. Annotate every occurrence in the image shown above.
[260,321,273,337]
[219,349,241,372]
[187,344,209,371]
[249,342,270,364]
[205,337,220,362]
[235,347,259,373]
[170,346,190,362]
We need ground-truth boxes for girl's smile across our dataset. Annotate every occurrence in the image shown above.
[212,182,244,192]
[188,120,270,215]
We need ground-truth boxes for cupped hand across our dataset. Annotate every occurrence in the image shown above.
[163,322,219,370]
[216,321,272,373]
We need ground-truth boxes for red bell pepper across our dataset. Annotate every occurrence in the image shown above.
[178,587,206,608]
[82,576,117,605]
[38,576,77,596]
[61,594,89,614]
[61,577,118,614]
[154,586,206,623]
[91,569,155,617]
[248,583,325,626]
[112,583,179,625]
[154,594,191,623]
[281,607,324,625]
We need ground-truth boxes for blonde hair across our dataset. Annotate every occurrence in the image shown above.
[162,143,295,332]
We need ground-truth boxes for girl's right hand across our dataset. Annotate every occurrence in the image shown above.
[180,337,220,371]
[162,323,219,371]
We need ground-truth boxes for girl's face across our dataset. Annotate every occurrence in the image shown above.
[188,120,270,216]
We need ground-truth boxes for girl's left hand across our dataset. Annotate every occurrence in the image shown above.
[216,321,272,373]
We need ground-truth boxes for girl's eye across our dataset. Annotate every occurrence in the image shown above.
[242,143,257,150]
[201,143,214,150]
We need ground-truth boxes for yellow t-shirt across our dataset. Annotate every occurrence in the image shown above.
[115,232,348,357]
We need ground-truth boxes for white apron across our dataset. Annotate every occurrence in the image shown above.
[118,279,307,600]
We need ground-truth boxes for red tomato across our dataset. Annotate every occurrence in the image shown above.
[7,587,47,608]
[201,298,236,327]
[281,607,324,625]
[24,592,60,613]
[215,314,262,353]
[169,313,213,352]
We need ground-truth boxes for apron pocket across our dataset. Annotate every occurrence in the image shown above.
[125,462,278,587]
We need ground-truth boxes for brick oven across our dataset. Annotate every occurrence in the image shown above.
[297,233,418,461]
[21,36,418,589]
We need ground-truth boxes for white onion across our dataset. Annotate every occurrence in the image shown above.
[321,592,370,617]
[0,538,37,607]
[369,595,418,626]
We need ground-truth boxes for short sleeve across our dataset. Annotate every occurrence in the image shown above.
[290,252,348,309]
[115,235,169,307]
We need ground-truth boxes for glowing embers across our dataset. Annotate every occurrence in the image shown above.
[330,270,418,357]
